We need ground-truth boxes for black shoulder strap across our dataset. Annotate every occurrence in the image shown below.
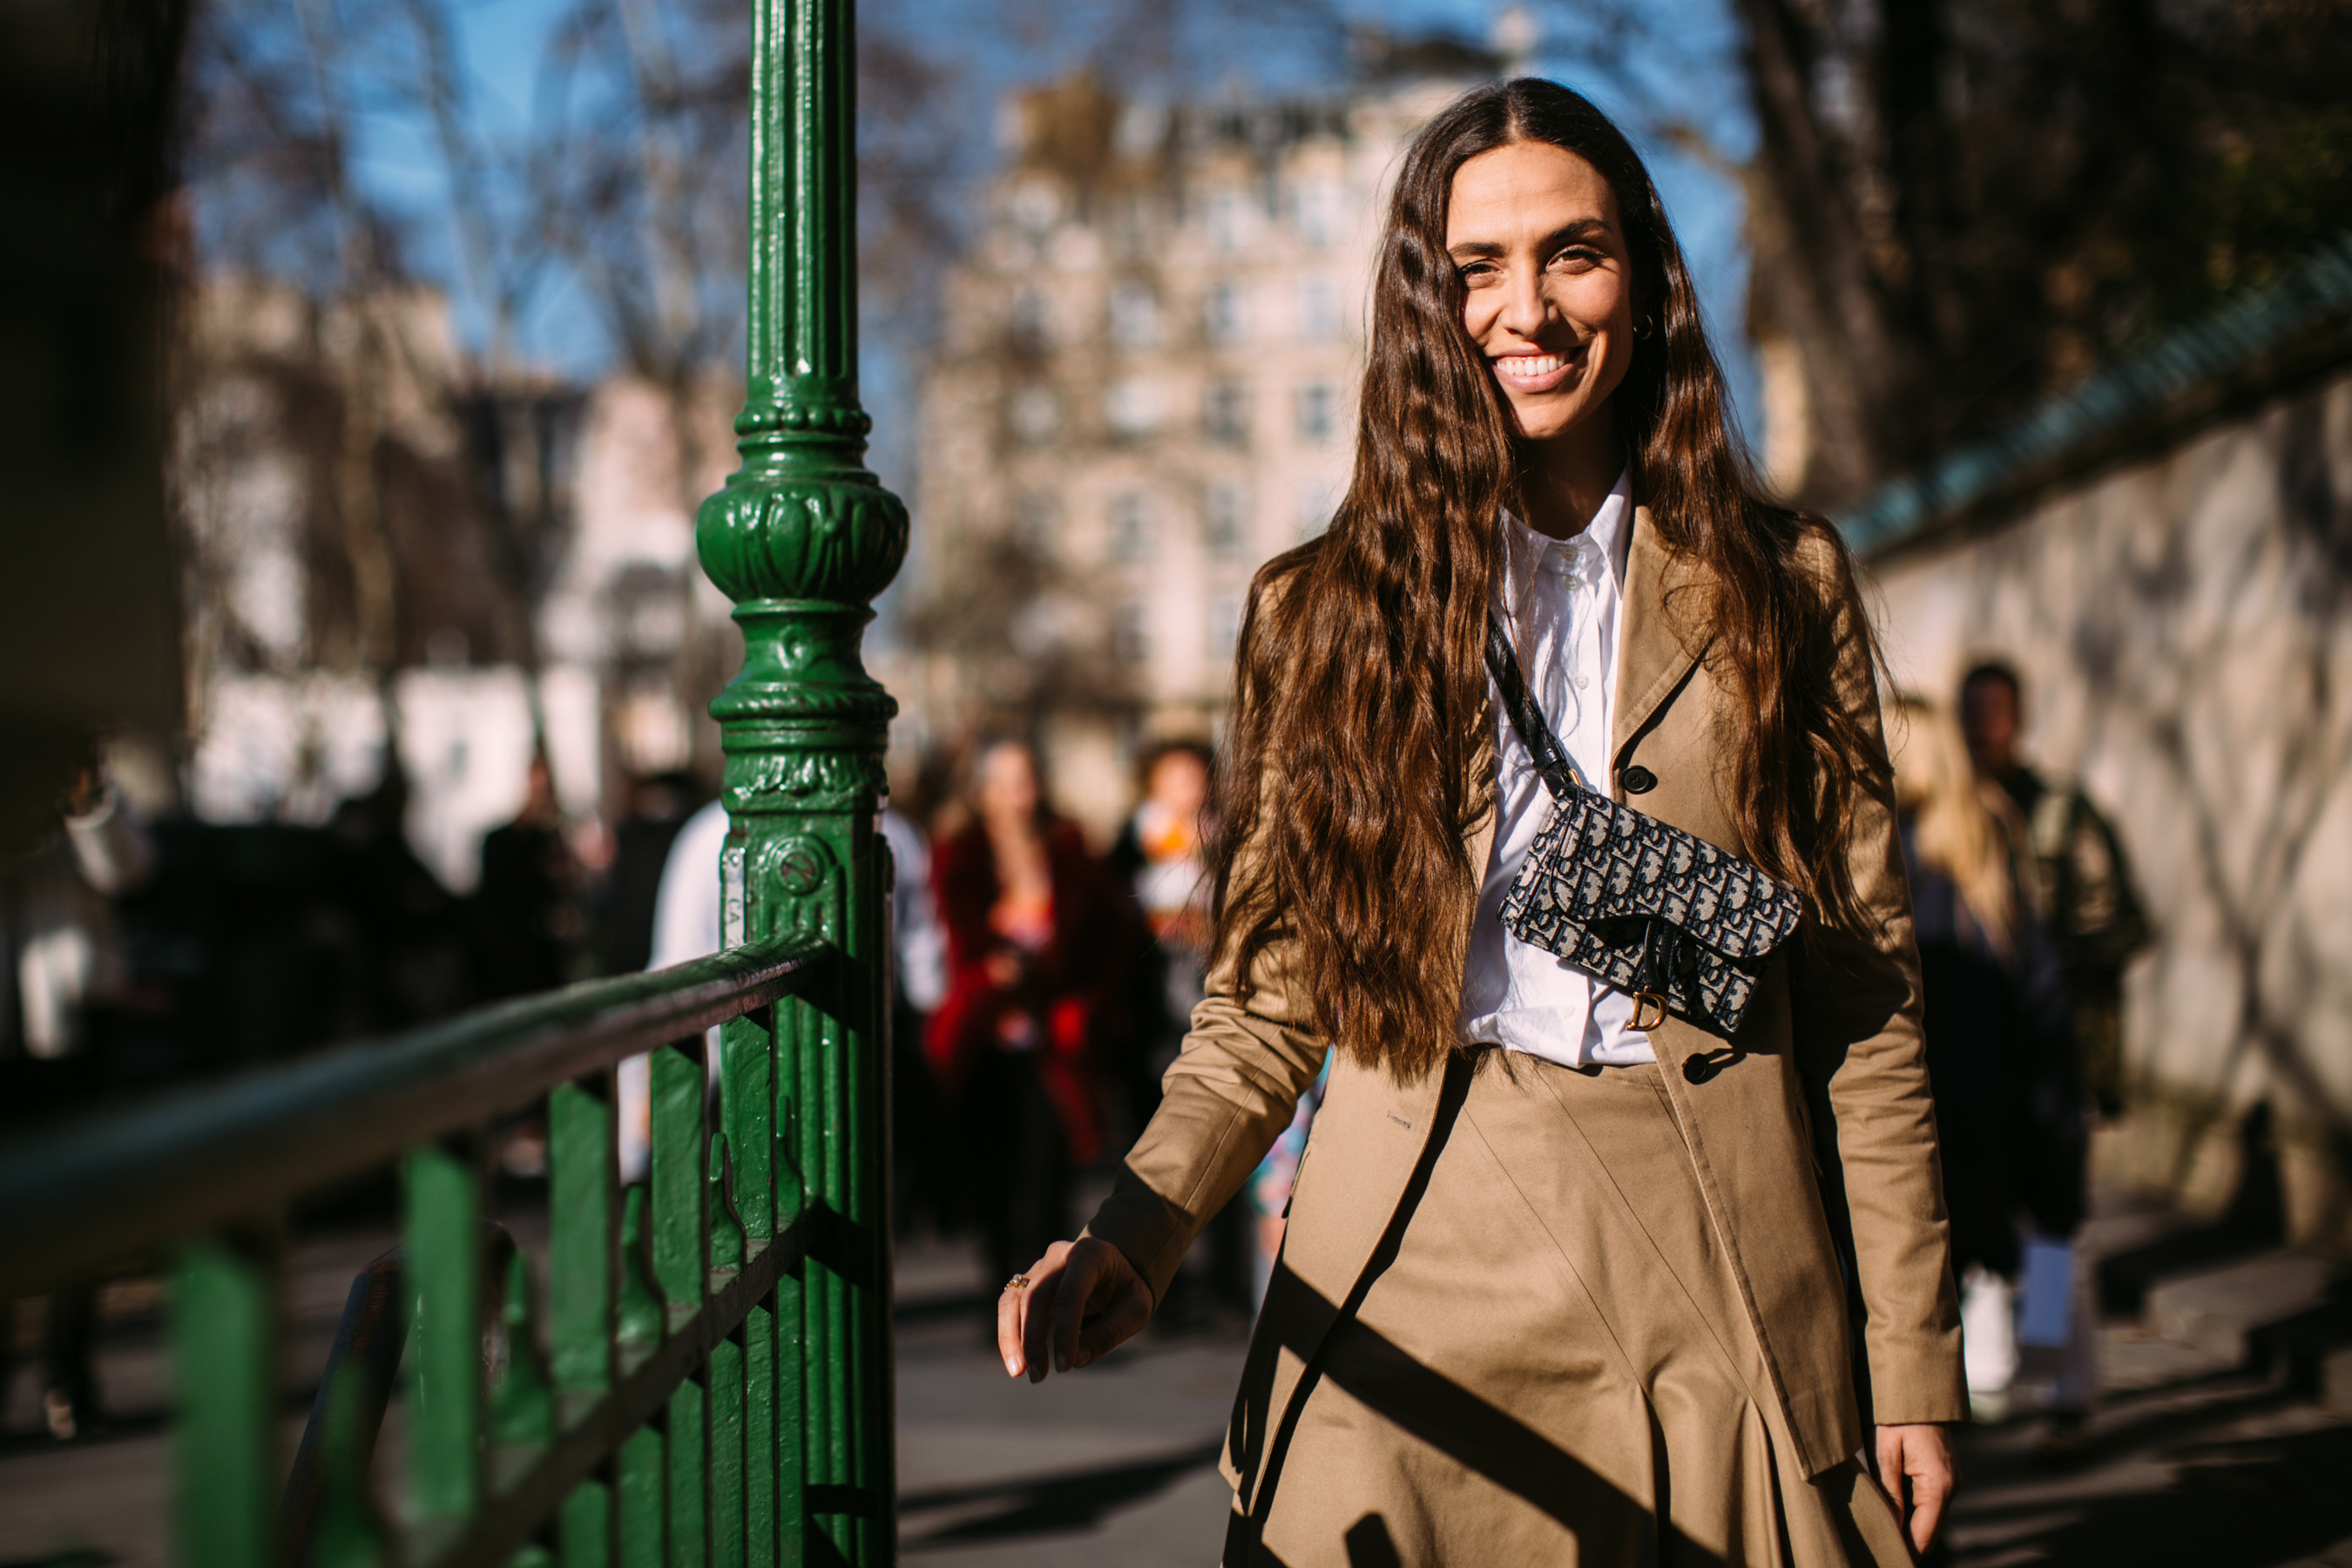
[1483,610,1587,799]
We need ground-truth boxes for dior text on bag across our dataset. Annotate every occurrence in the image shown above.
[1484,612,1804,1038]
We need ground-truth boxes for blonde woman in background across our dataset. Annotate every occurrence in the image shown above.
[1890,695,2084,1423]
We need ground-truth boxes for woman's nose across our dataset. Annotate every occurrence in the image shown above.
[1497,264,1548,338]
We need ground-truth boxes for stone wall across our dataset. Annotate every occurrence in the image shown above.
[1865,368,2352,1250]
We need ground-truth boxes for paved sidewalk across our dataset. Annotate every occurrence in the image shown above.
[892,1233,1246,1565]
[1941,1198,2352,1567]
[5,1197,2346,1567]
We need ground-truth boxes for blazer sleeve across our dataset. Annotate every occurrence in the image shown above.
[1790,538,1970,1428]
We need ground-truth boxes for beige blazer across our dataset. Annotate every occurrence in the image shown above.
[1082,505,1967,1493]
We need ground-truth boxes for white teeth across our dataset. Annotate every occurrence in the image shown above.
[1499,355,1565,375]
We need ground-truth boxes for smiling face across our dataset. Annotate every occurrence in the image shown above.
[1445,140,1637,444]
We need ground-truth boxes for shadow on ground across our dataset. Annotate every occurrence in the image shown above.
[1956,1421,2352,1566]
[899,1438,1224,1549]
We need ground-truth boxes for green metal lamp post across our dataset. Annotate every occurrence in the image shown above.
[695,0,907,1559]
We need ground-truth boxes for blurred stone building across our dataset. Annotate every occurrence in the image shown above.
[892,67,1484,840]
[173,276,738,891]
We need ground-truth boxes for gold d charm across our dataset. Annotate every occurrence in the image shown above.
[1630,991,1668,1031]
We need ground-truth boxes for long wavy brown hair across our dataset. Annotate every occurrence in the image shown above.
[1211,78,1889,1079]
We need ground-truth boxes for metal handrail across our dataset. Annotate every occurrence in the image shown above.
[0,935,828,1298]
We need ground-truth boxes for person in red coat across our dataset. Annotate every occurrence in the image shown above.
[928,738,1138,1296]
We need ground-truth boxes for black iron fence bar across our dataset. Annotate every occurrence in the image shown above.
[0,934,828,1298]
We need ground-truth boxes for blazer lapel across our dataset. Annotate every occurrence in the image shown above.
[1613,504,1714,771]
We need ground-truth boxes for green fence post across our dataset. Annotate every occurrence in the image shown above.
[173,1235,276,1568]
[697,0,905,1559]
[403,1142,484,1559]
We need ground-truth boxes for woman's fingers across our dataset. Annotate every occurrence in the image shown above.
[1073,1271,1152,1369]
[998,1240,1068,1380]
[1018,1240,1076,1382]
[1874,1423,1957,1554]
[1050,1240,1149,1373]
[995,1263,1028,1377]
[1001,1239,1151,1382]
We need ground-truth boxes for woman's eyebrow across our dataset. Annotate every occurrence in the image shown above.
[1538,218,1612,249]
[1446,217,1614,260]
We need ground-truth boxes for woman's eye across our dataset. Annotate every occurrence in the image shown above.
[1549,247,1603,272]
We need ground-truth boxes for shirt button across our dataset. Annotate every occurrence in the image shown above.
[1572,673,1590,690]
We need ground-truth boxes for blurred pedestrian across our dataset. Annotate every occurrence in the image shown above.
[882,804,952,1236]
[929,739,1135,1304]
[1891,695,2083,1419]
[473,754,583,1000]
[1,756,155,1440]
[600,770,705,976]
[1961,661,2149,1119]
[1105,740,1216,1132]
[3,760,153,1064]
[621,794,732,1183]
[1105,741,1251,1319]
[328,767,470,1028]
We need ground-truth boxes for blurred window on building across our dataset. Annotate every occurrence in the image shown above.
[1105,378,1165,439]
[1009,287,1050,348]
[1012,490,1060,547]
[1112,193,1152,256]
[1008,178,1063,236]
[1205,380,1250,445]
[1109,280,1161,348]
[1010,385,1060,443]
[1205,186,1250,251]
[1209,594,1244,659]
[1203,481,1249,558]
[1294,476,1336,540]
[1112,602,1150,664]
[1294,175,1342,247]
[1117,99,1170,157]
[1296,278,1342,341]
[1203,280,1244,343]
[1109,490,1153,562]
[1297,382,1337,443]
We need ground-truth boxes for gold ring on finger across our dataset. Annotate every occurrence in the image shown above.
[1003,1274,1031,1293]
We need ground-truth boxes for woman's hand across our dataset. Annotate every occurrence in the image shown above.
[1874,1423,1957,1554]
[997,1237,1153,1382]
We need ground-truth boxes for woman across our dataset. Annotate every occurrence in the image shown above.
[1890,695,2081,1414]
[1000,79,1964,1566]
[929,738,1135,1296]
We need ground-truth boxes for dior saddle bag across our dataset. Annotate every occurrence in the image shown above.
[1484,612,1804,1038]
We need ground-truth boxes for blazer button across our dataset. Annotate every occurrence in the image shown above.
[1621,764,1658,795]
[1681,1054,1714,1085]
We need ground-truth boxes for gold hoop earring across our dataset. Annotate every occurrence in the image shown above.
[1633,316,1656,341]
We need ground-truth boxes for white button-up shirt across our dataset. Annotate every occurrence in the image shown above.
[1457,466,1654,1067]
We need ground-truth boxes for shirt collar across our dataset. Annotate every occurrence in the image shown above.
[1500,463,1635,589]
[1588,465,1633,589]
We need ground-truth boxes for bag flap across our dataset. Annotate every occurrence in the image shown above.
[1516,794,1804,962]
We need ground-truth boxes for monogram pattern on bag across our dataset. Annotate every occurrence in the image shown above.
[1498,791,1806,1037]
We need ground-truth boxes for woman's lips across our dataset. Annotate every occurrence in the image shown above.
[1492,347,1584,393]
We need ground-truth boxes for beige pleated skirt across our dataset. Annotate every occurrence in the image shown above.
[1247,1051,1915,1568]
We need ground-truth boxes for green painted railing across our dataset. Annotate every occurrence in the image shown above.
[0,0,906,1560]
